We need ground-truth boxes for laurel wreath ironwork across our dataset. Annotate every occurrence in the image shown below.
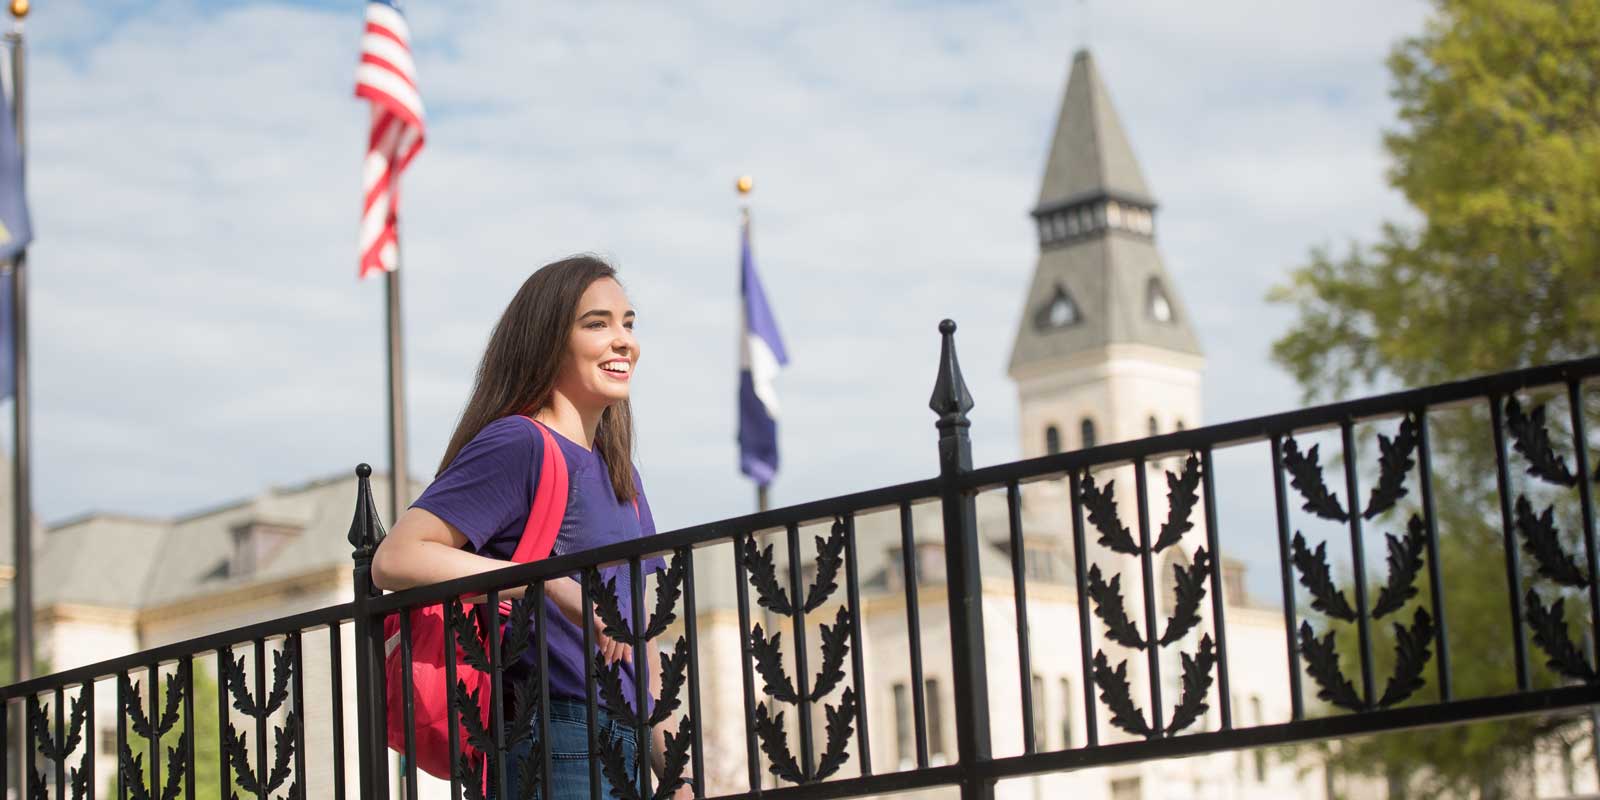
[1500,395,1600,683]
[1284,416,1436,713]
[29,688,91,800]
[1079,456,1218,739]
[115,672,190,800]
[739,518,860,783]
[218,640,298,800]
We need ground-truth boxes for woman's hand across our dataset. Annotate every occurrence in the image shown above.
[544,578,631,664]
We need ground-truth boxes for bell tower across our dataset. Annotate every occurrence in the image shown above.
[1009,50,1204,459]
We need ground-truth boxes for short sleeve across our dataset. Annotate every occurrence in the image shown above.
[634,468,667,575]
[412,417,541,554]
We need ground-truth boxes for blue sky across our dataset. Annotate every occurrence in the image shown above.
[12,0,1430,592]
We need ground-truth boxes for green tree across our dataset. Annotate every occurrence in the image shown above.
[1269,0,1600,796]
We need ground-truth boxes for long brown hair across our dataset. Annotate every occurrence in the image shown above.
[438,255,637,502]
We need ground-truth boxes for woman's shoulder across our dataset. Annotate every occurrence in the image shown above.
[450,416,542,467]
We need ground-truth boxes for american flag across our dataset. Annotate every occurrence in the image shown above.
[354,0,426,279]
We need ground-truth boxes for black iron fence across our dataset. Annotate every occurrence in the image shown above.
[5,319,1600,800]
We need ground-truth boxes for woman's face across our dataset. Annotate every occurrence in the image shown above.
[555,277,638,409]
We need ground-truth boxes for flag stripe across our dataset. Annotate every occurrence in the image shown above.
[355,0,425,279]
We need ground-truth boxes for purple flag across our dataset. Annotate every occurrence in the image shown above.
[738,216,788,486]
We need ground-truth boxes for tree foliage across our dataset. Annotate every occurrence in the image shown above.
[1270,0,1600,796]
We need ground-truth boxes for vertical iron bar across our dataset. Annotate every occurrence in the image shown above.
[1133,460,1164,737]
[348,464,389,800]
[1199,448,1233,730]
[399,613,418,800]
[1006,482,1036,753]
[1415,412,1452,701]
[784,524,815,782]
[55,684,65,799]
[581,577,601,800]
[1490,395,1532,691]
[899,501,930,767]
[254,640,267,800]
[1340,422,1376,708]
[682,549,707,797]
[329,623,348,800]
[536,583,553,800]
[1,698,8,800]
[183,658,196,800]
[118,675,128,800]
[441,607,461,800]
[1569,380,1600,669]
[291,633,307,800]
[929,319,993,800]
[487,591,507,799]
[84,681,95,800]
[1270,435,1306,720]
[631,558,653,799]
[147,665,159,800]
[216,650,231,799]
[732,534,763,793]
[843,513,872,776]
[1068,472,1098,748]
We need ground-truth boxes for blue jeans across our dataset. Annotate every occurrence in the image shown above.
[494,698,638,800]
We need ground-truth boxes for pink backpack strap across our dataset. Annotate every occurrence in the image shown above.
[511,417,568,564]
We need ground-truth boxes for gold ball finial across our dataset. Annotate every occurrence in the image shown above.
[9,0,28,19]
[736,175,753,195]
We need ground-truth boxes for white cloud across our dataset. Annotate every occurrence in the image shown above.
[16,0,1430,596]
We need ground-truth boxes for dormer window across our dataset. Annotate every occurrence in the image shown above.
[1147,277,1174,323]
[230,518,303,578]
[1034,285,1081,331]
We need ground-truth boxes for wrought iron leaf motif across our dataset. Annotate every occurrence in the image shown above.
[742,537,794,616]
[31,691,93,800]
[1290,532,1357,622]
[502,593,536,665]
[753,704,805,784]
[749,624,800,703]
[584,569,638,646]
[804,519,848,613]
[1159,548,1211,646]
[596,729,643,800]
[1153,455,1202,553]
[1079,472,1140,555]
[810,606,852,701]
[1505,396,1577,488]
[814,688,859,781]
[449,602,491,675]
[223,645,293,721]
[223,713,296,799]
[1515,495,1589,588]
[1281,438,1348,522]
[649,637,691,726]
[450,678,494,761]
[643,551,687,641]
[1525,590,1597,682]
[1377,608,1434,708]
[592,652,640,729]
[1090,652,1151,738]
[653,717,696,800]
[117,675,189,800]
[1299,623,1363,711]
[739,528,861,783]
[1371,515,1427,620]
[1087,565,1146,650]
[1363,416,1418,520]
[1164,635,1217,735]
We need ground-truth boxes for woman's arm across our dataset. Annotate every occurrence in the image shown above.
[372,507,630,663]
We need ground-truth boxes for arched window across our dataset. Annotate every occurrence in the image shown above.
[1034,285,1082,331]
[1045,425,1062,456]
[1080,418,1097,449]
[1147,278,1175,323]
[1147,416,1159,437]
[1175,419,1186,431]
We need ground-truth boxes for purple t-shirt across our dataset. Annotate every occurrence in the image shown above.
[412,416,665,714]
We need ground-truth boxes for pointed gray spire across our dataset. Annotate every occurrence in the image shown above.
[1009,49,1201,378]
[1037,50,1153,209]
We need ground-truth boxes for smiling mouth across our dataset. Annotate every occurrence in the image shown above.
[600,361,631,377]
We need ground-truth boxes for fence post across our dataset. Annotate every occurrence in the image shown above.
[929,320,995,800]
[348,463,390,800]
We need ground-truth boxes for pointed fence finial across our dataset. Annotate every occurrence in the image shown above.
[930,319,975,474]
[348,463,387,560]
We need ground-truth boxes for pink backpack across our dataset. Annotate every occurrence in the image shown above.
[382,416,569,781]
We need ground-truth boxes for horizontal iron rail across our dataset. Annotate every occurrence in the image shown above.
[960,354,1600,490]
[976,685,1600,782]
[0,602,353,700]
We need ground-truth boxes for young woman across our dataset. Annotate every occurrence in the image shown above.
[371,255,689,800]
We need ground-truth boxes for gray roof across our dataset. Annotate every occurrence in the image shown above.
[1010,50,1202,375]
[1037,50,1153,209]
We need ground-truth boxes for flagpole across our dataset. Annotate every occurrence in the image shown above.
[385,258,408,530]
[737,177,768,515]
[7,0,31,693]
